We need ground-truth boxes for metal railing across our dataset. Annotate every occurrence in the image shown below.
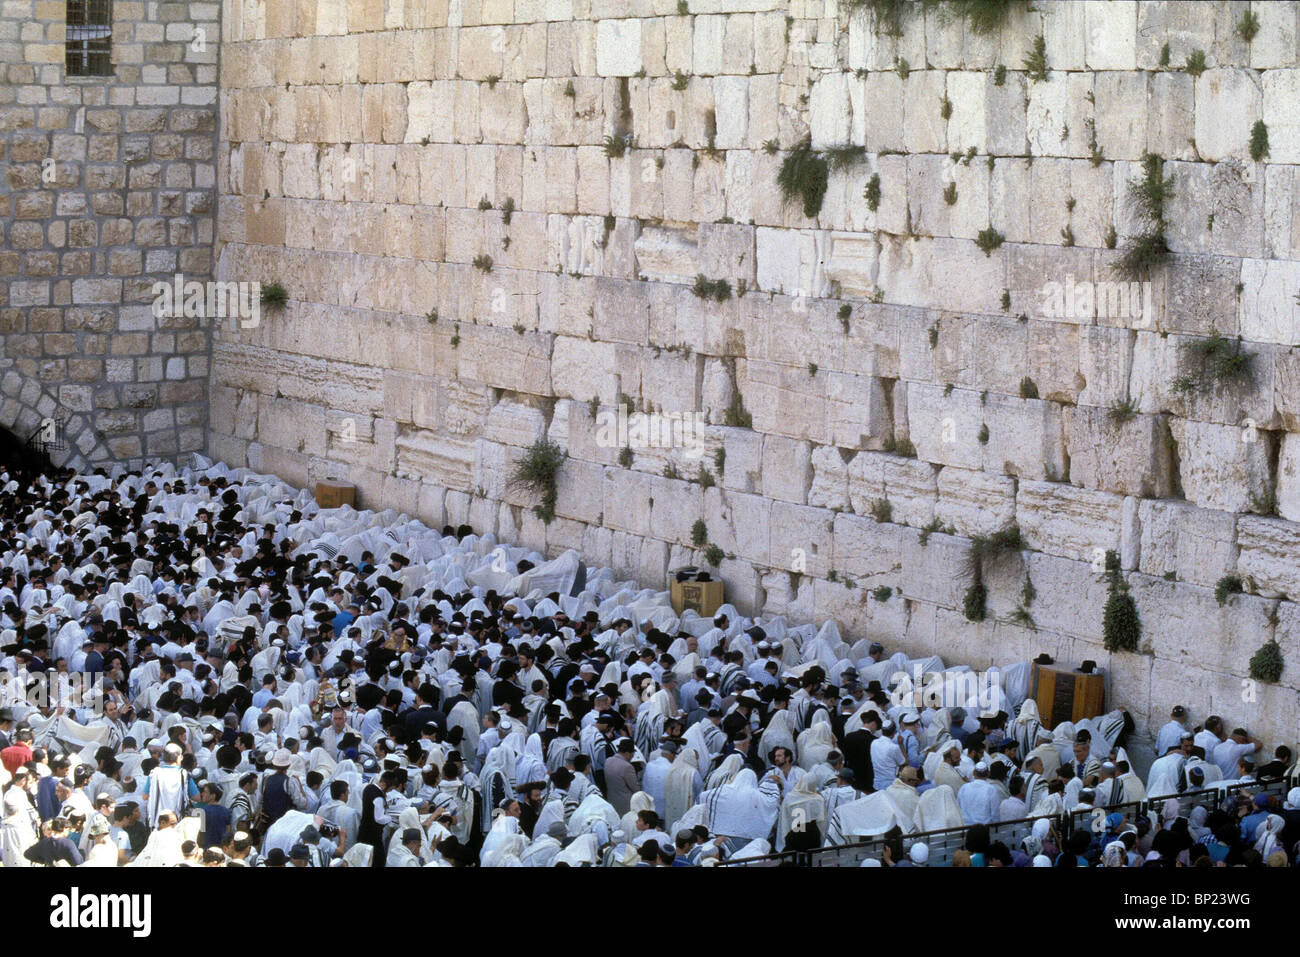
[719,776,1294,867]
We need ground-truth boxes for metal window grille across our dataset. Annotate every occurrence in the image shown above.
[65,0,112,77]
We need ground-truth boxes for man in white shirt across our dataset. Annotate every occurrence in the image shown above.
[998,774,1029,822]
[1213,728,1261,779]
[869,720,906,792]
[1153,705,1189,757]
[957,762,1001,825]
[1194,715,1225,759]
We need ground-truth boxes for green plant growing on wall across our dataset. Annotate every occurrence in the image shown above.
[724,391,752,428]
[777,140,830,219]
[1250,489,1280,517]
[763,138,779,155]
[672,70,689,90]
[894,56,910,79]
[477,196,493,210]
[1000,289,1011,310]
[1215,574,1244,606]
[704,543,724,566]
[564,79,575,98]
[1021,570,1036,606]
[618,446,633,468]
[883,436,916,457]
[1184,333,1254,389]
[943,181,958,205]
[977,423,989,444]
[1108,397,1139,423]
[808,362,818,377]
[928,324,939,349]
[975,226,1005,255]
[511,439,565,522]
[864,172,881,212]
[1060,225,1075,247]
[1010,606,1037,630]
[260,282,288,308]
[473,254,493,273]
[603,133,632,158]
[939,95,953,120]
[714,447,725,475]
[677,0,689,13]
[994,64,1007,85]
[1184,49,1207,77]
[947,0,1024,34]
[1019,376,1038,399]
[918,518,944,546]
[1249,120,1269,162]
[697,465,715,488]
[869,498,892,523]
[691,519,708,547]
[1101,549,1141,653]
[1249,638,1283,683]
[1159,42,1171,67]
[824,144,867,170]
[500,196,515,225]
[692,274,732,301]
[1116,152,1173,279]
[1104,224,1118,249]
[846,0,908,37]
[963,581,987,621]
[425,308,438,324]
[872,585,893,602]
[1236,10,1260,43]
[1023,35,1048,83]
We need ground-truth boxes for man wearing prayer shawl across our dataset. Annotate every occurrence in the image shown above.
[931,739,967,795]
[1,786,38,866]
[701,768,779,848]
[663,746,703,832]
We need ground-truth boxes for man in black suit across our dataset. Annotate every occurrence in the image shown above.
[840,708,881,793]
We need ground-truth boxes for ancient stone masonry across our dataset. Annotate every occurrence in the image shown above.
[0,0,218,468]
[3,0,1282,757]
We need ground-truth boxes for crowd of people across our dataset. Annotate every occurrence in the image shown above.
[0,456,1296,868]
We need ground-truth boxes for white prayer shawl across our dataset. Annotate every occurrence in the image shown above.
[703,769,779,840]
[776,773,827,851]
[706,753,744,791]
[553,832,598,866]
[480,815,524,866]
[757,709,797,764]
[824,789,914,846]
[519,834,561,867]
[568,792,620,839]
[619,791,655,842]
[263,809,318,856]
[1,792,37,867]
[795,718,835,770]
[913,784,965,832]
[663,747,702,832]
[1012,699,1043,758]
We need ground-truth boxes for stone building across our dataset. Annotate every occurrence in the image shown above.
[4,0,1300,756]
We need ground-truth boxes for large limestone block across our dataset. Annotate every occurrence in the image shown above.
[720,426,763,493]
[596,18,643,76]
[935,466,1017,538]
[549,336,616,402]
[861,71,904,153]
[1137,499,1238,588]
[846,451,938,529]
[945,71,986,153]
[1237,515,1300,598]
[1016,481,1126,566]
[1083,0,1137,70]
[1066,405,1174,498]
[754,227,831,298]
[902,70,948,155]
[831,512,906,584]
[1238,258,1300,346]
[808,444,851,511]
[1022,551,1111,644]
[1277,433,1300,523]
[899,529,970,612]
[907,381,983,471]
[1193,69,1262,163]
[646,474,706,548]
[1133,577,1275,678]
[980,394,1068,483]
[876,237,1006,316]
[761,434,812,504]
[1170,418,1271,513]
[1263,69,1300,164]
[482,399,547,448]
[715,489,775,568]
[809,72,851,149]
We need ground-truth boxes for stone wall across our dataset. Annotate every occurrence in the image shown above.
[210,0,1300,758]
[0,0,219,468]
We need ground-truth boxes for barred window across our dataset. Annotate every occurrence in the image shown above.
[65,0,112,77]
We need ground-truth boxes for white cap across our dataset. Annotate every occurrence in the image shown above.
[860,858,882,867]
[909,842,929,864]
[1032,854,1052,867]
